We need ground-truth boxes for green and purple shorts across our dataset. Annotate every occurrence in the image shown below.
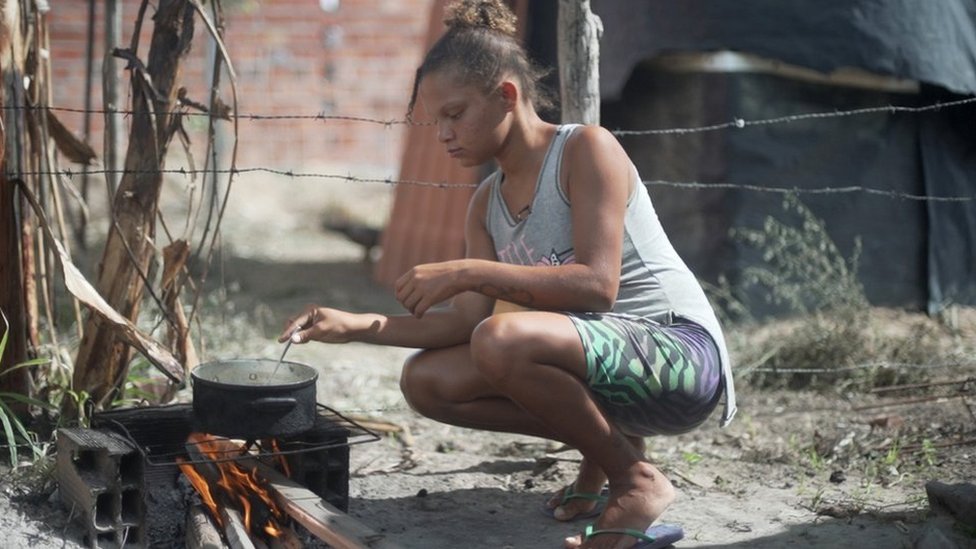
[568,312,724,436]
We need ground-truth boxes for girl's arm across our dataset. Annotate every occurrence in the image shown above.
[395,125,632,317]
[282,183,497,348]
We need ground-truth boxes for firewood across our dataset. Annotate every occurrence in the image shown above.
[248,459,402,549]
[183,436,286,547]
[221,507,257,549]
[186,504,223,549]
[269,526,304,549]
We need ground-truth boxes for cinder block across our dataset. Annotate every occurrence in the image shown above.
[57,427,144,548]
[279,413,351,511]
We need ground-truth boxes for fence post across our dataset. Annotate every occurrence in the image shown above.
[557,0,603,125]
[103,0,123,196]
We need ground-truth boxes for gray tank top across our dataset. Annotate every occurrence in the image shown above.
[484,124,737,426]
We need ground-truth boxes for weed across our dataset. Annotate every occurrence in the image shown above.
[0,311,56,466]
[114,358,164,407]
[918,439,937,468]
[882,439,901,467]
[730,194,943,392]
[682,451,703,466]
[702,275,755,327]
[735,193,867,316]
[806,446,827,471]
[808,486,826,510]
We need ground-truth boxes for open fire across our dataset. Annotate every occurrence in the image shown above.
[178,433,290,542]
[56,403,390,548]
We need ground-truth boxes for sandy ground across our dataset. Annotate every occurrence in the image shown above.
[1,173,974,548]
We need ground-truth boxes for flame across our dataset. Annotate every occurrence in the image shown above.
[270,438,291,478]
[181,432,289,539]
[177,458,223,527]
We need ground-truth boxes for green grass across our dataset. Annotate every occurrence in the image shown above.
[0,311,55,466]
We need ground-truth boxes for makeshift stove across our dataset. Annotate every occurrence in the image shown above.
[56,402,382,548]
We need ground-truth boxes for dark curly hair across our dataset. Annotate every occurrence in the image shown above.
[406,0,553,121]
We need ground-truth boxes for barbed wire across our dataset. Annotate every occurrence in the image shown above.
[283,357,976,417]
[613,95,976,136]
[333,361,974,417]
[4,95,974,137]
[6,95,973,201]
[8,167,474,188]
[747,360,975,374]
[1,104,415,127]
[645,180,976,202]
[9,167,976,201]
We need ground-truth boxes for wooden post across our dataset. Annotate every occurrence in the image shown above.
[73,0,195,408]
[103,0,123,195]
[557,0,603,125]
[75,0,97,248]
[0,0,30,400]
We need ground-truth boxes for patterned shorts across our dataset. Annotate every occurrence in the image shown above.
[568,312,724,436]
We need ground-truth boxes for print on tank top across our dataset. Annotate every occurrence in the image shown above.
[495,234,575,267]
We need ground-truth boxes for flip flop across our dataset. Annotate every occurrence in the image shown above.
[579,523,685,549]
[540,484,609,521]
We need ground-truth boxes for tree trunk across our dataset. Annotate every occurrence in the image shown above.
[557,0,602,125]
[0,0,31,401]
[73,0,195,408]
[0,136,30,400]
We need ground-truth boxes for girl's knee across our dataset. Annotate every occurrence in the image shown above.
[470,316,521,384]
[399,351,436,413]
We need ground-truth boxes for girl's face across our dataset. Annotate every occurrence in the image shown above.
[418,70,511,167]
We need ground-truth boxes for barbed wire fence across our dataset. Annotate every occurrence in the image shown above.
[5,95,976,201]
[5,93,976,417]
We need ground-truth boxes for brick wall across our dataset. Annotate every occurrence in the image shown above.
[47,0,432,172]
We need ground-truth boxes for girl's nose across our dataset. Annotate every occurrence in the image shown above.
[437,121,453,142]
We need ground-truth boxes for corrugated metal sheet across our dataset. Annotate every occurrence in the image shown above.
[372,126,479,286]
[374,0,527,287]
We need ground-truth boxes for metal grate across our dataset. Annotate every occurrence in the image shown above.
[56,402,381,546]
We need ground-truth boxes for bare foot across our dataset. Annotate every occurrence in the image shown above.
[545,457,608,521]
[563,461,676,549]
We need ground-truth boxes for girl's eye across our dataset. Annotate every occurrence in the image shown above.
[447,111,462,121]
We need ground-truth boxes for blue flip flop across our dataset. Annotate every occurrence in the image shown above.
[580,523,685,549]
[540,484,609,521]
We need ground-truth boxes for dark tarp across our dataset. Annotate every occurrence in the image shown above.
[603,70,931,313]
[592,0,976,100]
[525,0,976,314]
[920,90,976,313]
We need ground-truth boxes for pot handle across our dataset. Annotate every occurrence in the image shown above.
[249,397,298,413]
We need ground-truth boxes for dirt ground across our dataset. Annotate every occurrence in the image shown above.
[1,173,974,548]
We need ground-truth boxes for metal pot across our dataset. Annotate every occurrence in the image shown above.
[191,358,318,439]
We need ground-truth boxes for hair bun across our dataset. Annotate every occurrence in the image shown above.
[444,0,517,37]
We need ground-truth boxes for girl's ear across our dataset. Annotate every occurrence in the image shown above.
[498,81,519,111]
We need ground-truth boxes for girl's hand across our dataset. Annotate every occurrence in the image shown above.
[395,260,469,318]
[279,306,357,344]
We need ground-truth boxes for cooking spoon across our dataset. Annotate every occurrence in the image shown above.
[270,328,300,380]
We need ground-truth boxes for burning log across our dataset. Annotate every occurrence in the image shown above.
[187,504,223,549]
[186,433,397,548]
[220,507,256,549]
[187,490,301,549]
[247,460,403,549]
[179,433,291,546]
[269,527,304,549]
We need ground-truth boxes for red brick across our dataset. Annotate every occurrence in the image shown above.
[46,0,433,170]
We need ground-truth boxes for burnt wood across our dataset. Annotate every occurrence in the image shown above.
[249,459,402,549]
